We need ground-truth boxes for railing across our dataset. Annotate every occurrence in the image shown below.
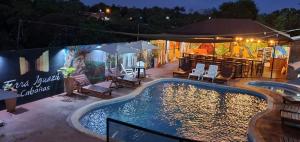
[106,118,199,142]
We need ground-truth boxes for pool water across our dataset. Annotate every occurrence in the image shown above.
[249,81,300,97]
[80,81,267,141]
[257,86,299,96]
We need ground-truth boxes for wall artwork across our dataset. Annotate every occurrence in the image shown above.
[64,45,106,84]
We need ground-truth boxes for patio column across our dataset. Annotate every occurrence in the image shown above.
[270,45,276,79]
[122,54,126,67]
[180,42,185,57]
[115,54,118,73]
[213,42,216,63]
[165,40,170,63]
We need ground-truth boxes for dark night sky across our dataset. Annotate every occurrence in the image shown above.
[81,0,300,13]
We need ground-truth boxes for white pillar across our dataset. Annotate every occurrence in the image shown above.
[165,40,170,63]
[180,42,186,55]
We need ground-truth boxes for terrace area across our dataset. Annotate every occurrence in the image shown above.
[0,61,300,142]
[1,1,300,141]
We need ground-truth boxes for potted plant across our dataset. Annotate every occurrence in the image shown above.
[3,83,14,91]
[2,83,17,112]
[58,67,76,95]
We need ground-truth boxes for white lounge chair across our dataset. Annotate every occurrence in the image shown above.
[202,65,219,82]
[120,64,136,77]
[188,63,205,80]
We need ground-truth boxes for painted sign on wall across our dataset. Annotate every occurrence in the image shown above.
[0,47,65,109]
[0,45,108,110]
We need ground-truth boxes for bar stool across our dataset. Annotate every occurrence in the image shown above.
[179,57,183,69]
[234,59,244,78]
[256,61,264,77]
[181,57,191,71]
[190,58,196,69]
[242,59,250,77]
[205,59,213,70]
[214,57,223,71]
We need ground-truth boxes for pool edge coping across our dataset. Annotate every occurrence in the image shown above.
[244,80,297,142]
[69,78,273,141]
[69,78,168,140]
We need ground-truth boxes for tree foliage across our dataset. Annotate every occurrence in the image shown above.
[0,0,299,51]
[214,0,258,19]
[259,8,300,36]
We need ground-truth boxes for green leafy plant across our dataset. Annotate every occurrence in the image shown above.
[58,67,76,78]
[3,83,14,91]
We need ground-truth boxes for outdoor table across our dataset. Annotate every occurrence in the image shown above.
[232,60,244,78]
[0,89,19,112]
[133,66,146,78]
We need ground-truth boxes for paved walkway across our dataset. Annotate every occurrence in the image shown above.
[0,61,299,142]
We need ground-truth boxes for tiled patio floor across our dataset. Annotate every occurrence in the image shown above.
[0,61,299,142]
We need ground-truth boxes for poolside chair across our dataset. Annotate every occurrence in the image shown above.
[120,64,136,77]
[188,63,205,80]
[202,65,219,83]
[71,74,112,97]
[115,75,141,88]
[281,104,300,128]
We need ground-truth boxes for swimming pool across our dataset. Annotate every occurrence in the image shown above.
[78,79,267,141]
[249,81,300,97]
